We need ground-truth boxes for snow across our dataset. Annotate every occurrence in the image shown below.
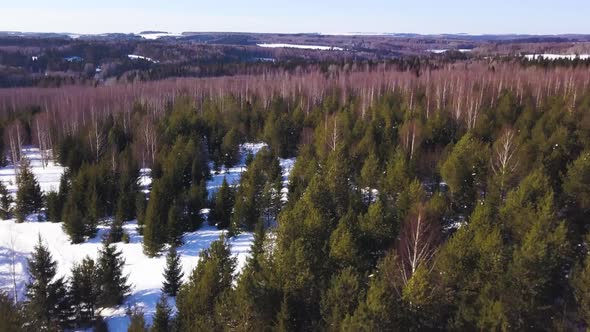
[524,54,590,61]
[257,43,344,51]
[64,56,83,62]
[206,142,268,198]
[428,49,472,54]
[0,142,293,330]
[0,218,253,330]
[128,54,158,63]
[0,147,65,197]
[320,32,393,36]
[138,32,182,40]
[138,168,152,194]
[279,158,295,202]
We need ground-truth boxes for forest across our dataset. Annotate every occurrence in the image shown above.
[2,59,590,331]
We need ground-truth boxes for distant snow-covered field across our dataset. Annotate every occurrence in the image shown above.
[257,43,344,51]
[128,54,158,63]
[0,143,295,331]
[524,54,590,60]
[137,32,182,40]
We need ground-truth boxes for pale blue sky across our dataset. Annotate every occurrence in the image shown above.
[1,0,588,35]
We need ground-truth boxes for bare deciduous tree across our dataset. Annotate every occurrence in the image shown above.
[491,128,520,194]
[396,207,439,287]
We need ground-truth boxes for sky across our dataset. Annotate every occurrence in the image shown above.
[1,0,588,35]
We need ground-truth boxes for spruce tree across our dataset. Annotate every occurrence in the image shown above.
[151,293,172,332]
[320,267,362,331]
[166,200,183,246]
[186,182,206,231]
[85,185,99,237]
[143,181,169,256]
[0,291,24,331]
[573,253,590,327]
[136,191,147,232]
[176,236,236,330]
[45,191,60,222]
[162,246,184,297]
[210,177,233,229]
[0,181,12,219]
[221,128,241,167]
[25,236,71,329]
[97,241,131,307]
[70,256,100,325]
[127,307,148,332]
[15,158,43,222]
[62,195,85,243]
[232,221,275,330]
[109,216,125,243]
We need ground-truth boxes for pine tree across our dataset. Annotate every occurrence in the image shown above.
[359,199,395,259]
[232,221,276,330]
[329,212,361,269]
[360,151,380,190]
[45,191,60,222]
[573,252,590,327]
[221,128,241,167]
[210,177,233,229]
[176,236,236,330]
[127,307,148,332]
[62,194,85,243]
[97,241,131,307]
[166,200,183,246]
[185,182,206,231]
[320,267,362,331]
[109,214,125,243]
[15,157,43,222]
[136,192,147,232]
[151,293,172,332]
[70,256,100,325]
[85,185,99,237]
[440,132,488,214]
[25,236,71,329]
[162,246,184,297]
[143,180,170,256]
[0,181,12,219]
[93,315,109,332]
[0,291,24,331]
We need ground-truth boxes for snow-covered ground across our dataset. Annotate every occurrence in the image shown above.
[524,54,590,61]
[137,32,182,40]
[257,43,344,51]
[206,142,268,198]
[0,143,295,330]
[128,54,158,63]
[428,49,472,54]
[0,147,65,197]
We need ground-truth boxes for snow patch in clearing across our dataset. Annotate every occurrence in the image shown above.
[0,218,253,331]
[138,32,182,40]
[0,142,293,330]
[257,43,343,51]
[0,147,65,197]
[128,54,158,63]
[524,54,590,61]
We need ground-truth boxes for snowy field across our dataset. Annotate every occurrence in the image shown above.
[524,54,590,61]
[0,147,65,197]
[428,49,472,54]
[137,32,182,40]
[128,54,158,63]
[257,43,344,51]
[0,143,295,330]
